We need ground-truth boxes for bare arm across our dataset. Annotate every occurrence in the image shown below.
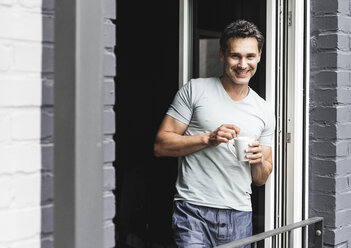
[154,115,240,157]
[246,142,273,186]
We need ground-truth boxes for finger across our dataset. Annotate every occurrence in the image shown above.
[246,147,262,153]
[221,126,239,139]
[216,136,230,143]
[248,158,262,164]
[248,141,260,147]
[226,129,238,139]
[217,130,236,140]
[223,124,241,135]
[211,133,230,143]
[246,153,262,160]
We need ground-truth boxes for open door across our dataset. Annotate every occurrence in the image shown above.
[190,0,267,246]
[115,0,310,247]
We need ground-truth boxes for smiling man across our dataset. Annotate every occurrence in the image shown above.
[154,20,275,248]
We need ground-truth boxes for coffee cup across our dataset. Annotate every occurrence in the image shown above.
[227,136,255,162]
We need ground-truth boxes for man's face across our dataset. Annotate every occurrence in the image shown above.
[220,37,261,86]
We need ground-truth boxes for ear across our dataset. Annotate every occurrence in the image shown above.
[219,48,224,62]
[257,50,262,63]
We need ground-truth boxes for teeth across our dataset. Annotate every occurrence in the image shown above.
[235,71,248,78]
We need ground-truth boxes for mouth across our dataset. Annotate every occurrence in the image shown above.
[235,69,250,78]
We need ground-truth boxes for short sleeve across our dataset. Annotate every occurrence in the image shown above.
[258,108,276,147]
[166,80,193,125]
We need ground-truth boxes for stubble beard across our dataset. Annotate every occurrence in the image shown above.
[227,68,252,86]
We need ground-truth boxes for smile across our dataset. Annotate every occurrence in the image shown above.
[235,70,250,77]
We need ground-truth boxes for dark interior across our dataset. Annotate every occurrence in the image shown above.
[115,1,266,247]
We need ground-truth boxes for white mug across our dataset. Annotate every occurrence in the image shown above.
[227,136,255,162]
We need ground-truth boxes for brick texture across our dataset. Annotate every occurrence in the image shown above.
[310,0,351,247]
[40,1,54,247]
[0,1,43,247]
[103,0,116,247]
[40,0,117,247]
[0,0,116,247]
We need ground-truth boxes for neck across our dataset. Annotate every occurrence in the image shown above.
[219,76,249,101]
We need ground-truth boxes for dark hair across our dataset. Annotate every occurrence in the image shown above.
[220,19,264,52]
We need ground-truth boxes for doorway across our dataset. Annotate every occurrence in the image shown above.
[115,0,268,247]
[191,0,267,246]
[115,1,180,247]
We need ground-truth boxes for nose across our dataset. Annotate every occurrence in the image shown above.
[238,58,248,69]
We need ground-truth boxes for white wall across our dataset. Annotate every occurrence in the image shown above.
[0,0,42,247]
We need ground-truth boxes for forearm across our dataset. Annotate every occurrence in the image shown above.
[251,160,272,186]
[154,132,211,157]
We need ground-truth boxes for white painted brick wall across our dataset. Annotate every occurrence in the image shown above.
[0,207,41,243]
[0,43,12,70]
[0,79,42,106]
[0,1,42,247]
[0,144,41,174]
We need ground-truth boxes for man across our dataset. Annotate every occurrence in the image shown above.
[154,19,275,247]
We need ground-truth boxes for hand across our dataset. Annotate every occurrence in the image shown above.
[246,141,263,164]
[208,124,240,146]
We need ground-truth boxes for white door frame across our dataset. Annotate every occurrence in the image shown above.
[285,0,309,246]
[178,0,309,246]
[179,0,193,86]
[264,0,276,246]
[269,0,309,246]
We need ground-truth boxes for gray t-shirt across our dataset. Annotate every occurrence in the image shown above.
[166,77,275,211]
